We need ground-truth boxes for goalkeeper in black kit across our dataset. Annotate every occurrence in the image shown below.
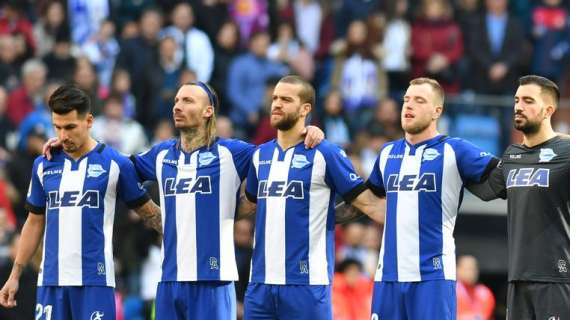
[469,75,570,319]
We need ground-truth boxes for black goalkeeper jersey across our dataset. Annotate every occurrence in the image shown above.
[487,135,570,282]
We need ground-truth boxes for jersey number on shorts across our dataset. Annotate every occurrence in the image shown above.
[36,303,53,320]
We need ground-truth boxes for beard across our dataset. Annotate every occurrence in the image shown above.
[513,110,542,135]
[271,110,301,131]
[402,118,431,135]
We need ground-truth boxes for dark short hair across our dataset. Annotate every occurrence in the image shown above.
[278,75,315,108]
[336,258,363,273]
[48,84,91,115]
[519,75,560,107]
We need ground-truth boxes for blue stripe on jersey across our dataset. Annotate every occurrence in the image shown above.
[284,145,315,284]
[250,146,274,284]
[418,143,445,280]
[196,147,221,279]
[81,159,110,285]
[43,207,59,285]
[161,149,179,281]
[382,143,404,281]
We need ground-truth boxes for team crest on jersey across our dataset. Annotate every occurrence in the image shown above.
[198,152,216,166]
[209,257,219,270]
[422,148,440,162]
[539,148,557,162]
[87,164,106,178]
[291,154,310,169]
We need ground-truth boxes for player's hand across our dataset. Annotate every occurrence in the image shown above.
[0,278,19,308]
[42,137,61,160]
[302,125,324,149]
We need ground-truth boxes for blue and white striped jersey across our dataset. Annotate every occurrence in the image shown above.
[367,135,494,282]
[133,138,254,282]
[25,144,149,287]
[245,139,366,285]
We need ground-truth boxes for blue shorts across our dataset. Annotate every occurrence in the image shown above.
[36,286,115,320]
[244,283,332,320]
[371,280,456,320]
[155,281,236,320]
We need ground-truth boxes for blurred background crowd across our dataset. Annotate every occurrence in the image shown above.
[0,0,568,319]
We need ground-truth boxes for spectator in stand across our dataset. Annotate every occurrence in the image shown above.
[367,98,403,141]
[6,59,46,127]
[466,0,528,95]
[335,0,381,37]
[156,36,183,121]
[151,118,175,145]
[109,69,137,120]
[192,0,231,41]
[320,88,351,148]
[115,8,163,130]
[68,0,110,45]
[92,93,148,155]
[411,0,463,93]
[0,35,19,90]
[0,1,35,61]
[268,21,315,80]
[17,81,59,152]
[227,31,287,138]
[73,57,104,115]
[110,0,155,31]
[332,258,374,320]
[530,0,570,84]
[337,223,368,266]
[361,224,381,276]
[331,19,387,131]
[457,255,495,320]
[252,77,279,145]
[380,0,411,96]
[161,2,214,82]
[211,21,241,116]
[292,0,322,55]
[230,0,270,46]
[0,87,13,151]
[82,19,120,89]
[33,0,68,58]
[42,29,76,82]
[216,115,235,139]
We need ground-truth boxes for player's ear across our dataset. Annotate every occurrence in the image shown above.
[545,104,556,119]
[301,102,311,117]
[433,105,443,120]
[86,113,94,128]
[203,105,214,118]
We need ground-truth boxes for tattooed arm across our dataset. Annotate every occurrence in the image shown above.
[133,200,163,234]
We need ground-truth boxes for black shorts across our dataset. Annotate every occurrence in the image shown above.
[507,281,570,320]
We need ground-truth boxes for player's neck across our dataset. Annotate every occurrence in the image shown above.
[179,127,207,153]
[405,127,439,146]
[522,124,556,148]
[277,121,305,150]
[66,137,98,160]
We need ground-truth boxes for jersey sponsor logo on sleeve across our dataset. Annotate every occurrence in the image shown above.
[90,311,104,320]
[539,148,557,162]
[506,168,549,188]
[47,190,100,209]
[163,176,212,196]
[386,173,437,192]
[480,151,491,157]
[422,148,440,162]
[198,152,216,166]
[257,180,305,199]
[87,164,106,178]
[291,154,311,169]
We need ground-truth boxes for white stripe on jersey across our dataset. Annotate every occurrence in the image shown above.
[218,145,240,280]
[395,144,424,282]
[264,148,294,284]
[308,150,330,284]
[58,159,87,285]
[375,144,393,281]
[441,144,461,280]
[103,161,120,286]
[176,151,198,281]
[36,162,45,286]
[156,150,168,270]
[249,150,260,282]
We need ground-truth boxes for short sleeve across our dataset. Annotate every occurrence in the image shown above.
[321,143,366,203]
[131,143,162,181]
[366,155,386,197]
[453,139,497,183]
[245,150,259,203]
[226,139,256,181]
[117,157,150,209]
[25,157,47,215]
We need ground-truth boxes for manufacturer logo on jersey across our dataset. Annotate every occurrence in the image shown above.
[87,164,106,178]
[548,316,561,320]
[209,257,219,270]
[258,180,304,199]
[259,160,272,165]
[198,152,216,167]
[299,261,309,274]
[386,174,436,192]
[539,148,557,162]
[47,190,100,209]
[163,158,178,166]
[506,168,549,188]
[387,154,404,159]
[43,169,62,176]
[90,311,104,320]
[422,148,440,162]
[433,257,442,270]
[97,262,105,275]
[163,176,212,196]
[557,259,568,273]
[509,154,522,159]
[291,154,310,169]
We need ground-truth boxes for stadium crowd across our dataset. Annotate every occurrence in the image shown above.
[0,0,568,318]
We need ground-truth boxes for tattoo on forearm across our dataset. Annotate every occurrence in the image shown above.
[137,201,163,234]
[335,204,364,224]
[238,195,256,219]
